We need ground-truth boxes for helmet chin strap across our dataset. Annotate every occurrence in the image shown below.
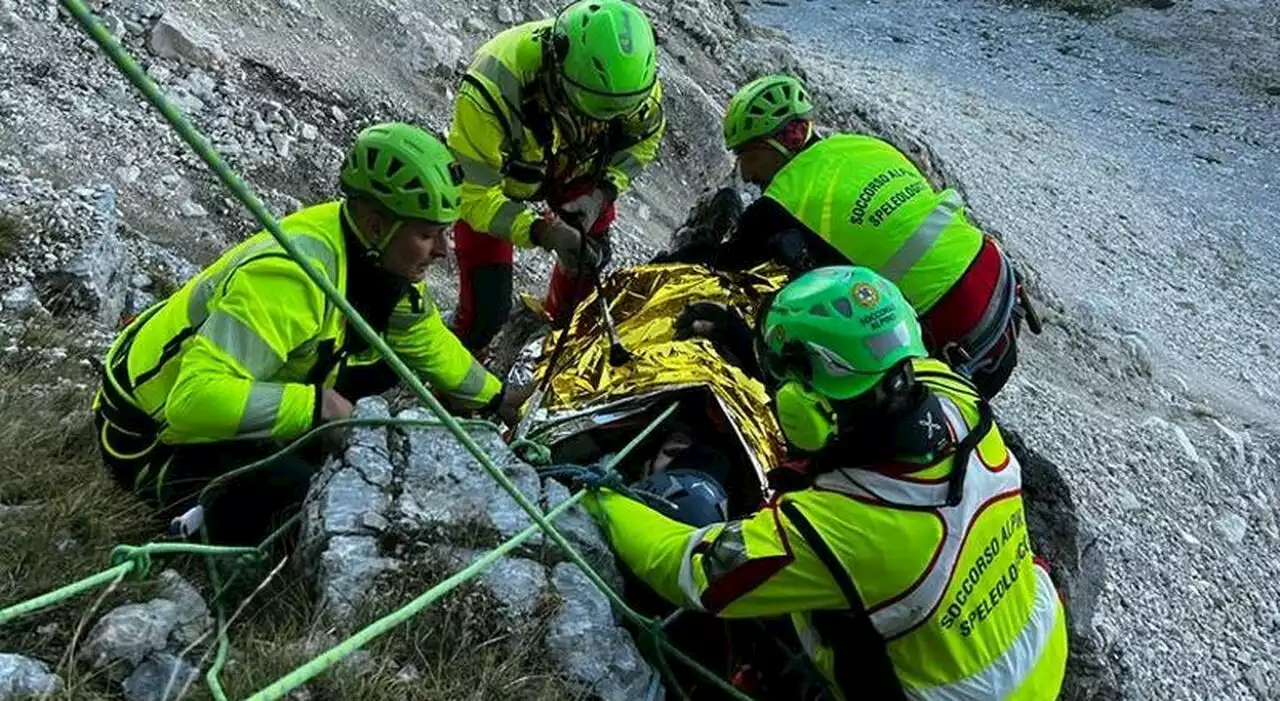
[342,200,403,260]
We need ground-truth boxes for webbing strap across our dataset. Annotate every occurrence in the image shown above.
[779,501,908,700]
[945,398,993,507]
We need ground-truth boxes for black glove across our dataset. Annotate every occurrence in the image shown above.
[674,302,762,379]
[595,229,614,271]
[770,229,818,274]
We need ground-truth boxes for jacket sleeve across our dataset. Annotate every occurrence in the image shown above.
[604,80,666,195]
[448,85,541,249]
[164,257,323,443]
[590,490,844,617]
[387,284,503,410]
[715,196,846,275]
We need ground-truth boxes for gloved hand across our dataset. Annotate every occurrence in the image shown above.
[536,215,604,273]
[770,229,818,274]
[674,302,762,379]
[675,302,747,343]
[560,187,610,234]
[595,229,614,271]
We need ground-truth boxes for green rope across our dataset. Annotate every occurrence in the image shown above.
[240,403,752,701]
[242,489,587,700]
[0,542,266,626]
[201,512,300,701]
[58,1,757,698]
[203,532,233,701]
[643,619,693,701]
[0,563,133,627]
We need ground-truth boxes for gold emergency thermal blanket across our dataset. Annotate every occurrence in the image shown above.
[518,262,791,483]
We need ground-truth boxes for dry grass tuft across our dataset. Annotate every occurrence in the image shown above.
[0,317,589,700]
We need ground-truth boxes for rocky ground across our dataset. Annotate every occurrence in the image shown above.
[0,0,793,698]
[745,0,1280,698]
[0,0,1276,697]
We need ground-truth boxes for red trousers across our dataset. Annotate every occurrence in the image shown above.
[451,182,616,353]
[919,237,1020,397]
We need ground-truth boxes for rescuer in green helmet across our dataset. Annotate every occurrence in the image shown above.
[712,74,1039,398]
[447,0,666,354]
[587,265,1068,700]
[92,123,525,544]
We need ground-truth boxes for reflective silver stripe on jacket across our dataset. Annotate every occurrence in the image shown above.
[488,200,528,239]
[201,309,281,377]
[880,190,965,282]
[454,152,503,187]
[469,55,527,146]
[812,396,1060,697]
[908,566,1059,701]
[237,383,285,437]
[813,397,1020,639]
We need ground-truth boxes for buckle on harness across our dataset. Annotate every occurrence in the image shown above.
[942,342,971,367]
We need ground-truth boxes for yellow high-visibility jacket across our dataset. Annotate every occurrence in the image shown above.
[100,200,502,445]
[447,19,665,247]
[589,359,1068,700]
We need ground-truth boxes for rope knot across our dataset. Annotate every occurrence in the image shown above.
[511,438,553,465]
[109,545,153,581]
[577,467,625,491]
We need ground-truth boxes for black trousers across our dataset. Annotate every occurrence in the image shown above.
[94,364,401,546]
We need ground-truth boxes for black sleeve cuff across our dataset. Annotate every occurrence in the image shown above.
[311,385,325,428]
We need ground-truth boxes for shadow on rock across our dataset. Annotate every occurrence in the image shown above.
[1006,428,1135,700]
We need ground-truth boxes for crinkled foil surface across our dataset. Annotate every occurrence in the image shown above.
[519,262,790,484]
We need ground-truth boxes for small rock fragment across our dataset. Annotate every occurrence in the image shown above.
[0,653,64,698]
[1212,512,1248,545]
[179,200,207,218]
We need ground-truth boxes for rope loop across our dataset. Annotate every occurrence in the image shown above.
[108,545,153,581]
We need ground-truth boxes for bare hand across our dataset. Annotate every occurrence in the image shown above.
[321,388,354,421]
[497,382,536,426]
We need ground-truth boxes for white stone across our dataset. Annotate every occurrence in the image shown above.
[147,11,228,69]
[1213,512,1248,546]
[179,200,206,218]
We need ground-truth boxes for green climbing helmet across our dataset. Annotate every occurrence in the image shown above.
[339,122,464,225]
[723,74,813,152]
[553,0,658,121]
[761,266,926,401]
